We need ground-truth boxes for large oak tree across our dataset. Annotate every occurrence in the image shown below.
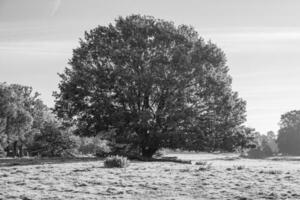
[54,15,249,157]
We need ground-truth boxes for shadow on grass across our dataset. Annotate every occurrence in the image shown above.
[268,156,300,161]
[0,157,104,168]
[0,154,195,168]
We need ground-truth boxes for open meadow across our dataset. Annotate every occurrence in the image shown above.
[3,1,300,200]
[1,153,300,200]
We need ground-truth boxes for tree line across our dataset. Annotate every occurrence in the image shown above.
[1,15,299,158]
[0,83,76,157]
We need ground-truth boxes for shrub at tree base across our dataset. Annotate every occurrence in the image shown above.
[104,155,130,168]
[76,136,111,157]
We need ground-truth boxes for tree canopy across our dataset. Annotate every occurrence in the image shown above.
[54,15,249,157]
[277,110,300,155]
[0,83,49,156]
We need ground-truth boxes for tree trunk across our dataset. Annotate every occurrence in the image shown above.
[18,144,23,157]
[141,146,157,158]
[4,146,10,157]
[5,117,10,156]
[13,141,18,157]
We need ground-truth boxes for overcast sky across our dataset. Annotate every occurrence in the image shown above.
[1,0,300,134]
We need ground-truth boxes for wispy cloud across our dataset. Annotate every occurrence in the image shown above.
[206,29,300,41]
[199,27,300,53]
[50,0,62,16]
[0,41,75,56]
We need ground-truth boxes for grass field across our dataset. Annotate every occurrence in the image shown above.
[1,153,300,200]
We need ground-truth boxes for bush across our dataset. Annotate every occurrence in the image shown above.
[28,121,77,157]
[104,155,130,168]
[77,137,94,154]
[234,165,245,170]
[77,136,111,157]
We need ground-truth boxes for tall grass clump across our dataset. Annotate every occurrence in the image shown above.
[104,155,130,168]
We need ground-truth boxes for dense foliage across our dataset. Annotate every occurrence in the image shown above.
[246,130,278,158]
[76,135,111,156]
[28,120,77,157]
[0,83,76,157]
[277,110,300,155]
[0,83,48,157]
[54,15,250,157]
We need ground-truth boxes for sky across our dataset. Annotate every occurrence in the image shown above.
[1,0,300,134]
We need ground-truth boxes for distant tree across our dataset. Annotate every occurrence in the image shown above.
[226,126,257,151]
[267,131,276,140]
[0,84,12,156]
[277,110,300,155]
[0,83,33,156]
[54,15,249,158]
[265,131,278,154]
[247,129,278,158]
[0,83,52,157]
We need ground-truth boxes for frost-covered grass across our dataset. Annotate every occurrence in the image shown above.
[1,153,300,199]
